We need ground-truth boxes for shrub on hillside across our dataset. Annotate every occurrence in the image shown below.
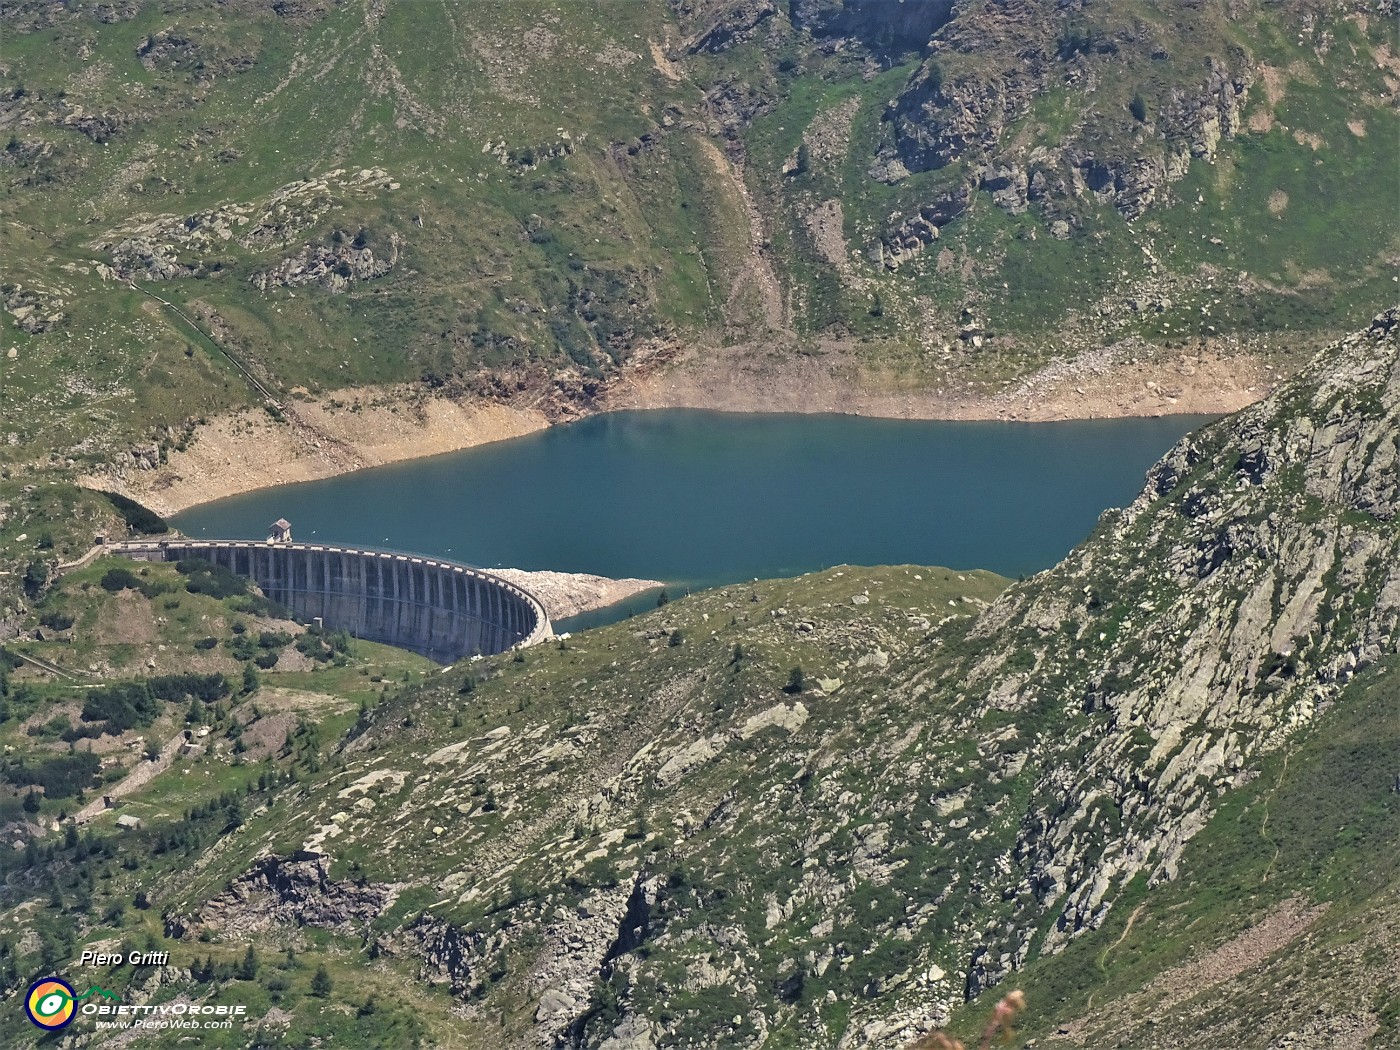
[176,559,249,600]
[26,714,71,740]
[148,673,229,703]
[100,567,141,592]
[226,635,256,661]
[81,681,159,733]
[3,752,102,799]
[294,630,348,662]
[227,594,280,618]
[68,675,226,735]
[784,666,806,694]
[23,559,52,599]
[99,566,169,598]
[60,723,105,743]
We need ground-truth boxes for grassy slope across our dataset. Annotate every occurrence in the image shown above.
[2,0,1396,476]
[740,0,1398,355]
[147,319,1392,1048]
[37,545,1388,1049]
[0,310,1394,1045]
[0,564,1011,1049]
[1,0,748,465]
[0,555,445,1048]
[3,564,1395,1048]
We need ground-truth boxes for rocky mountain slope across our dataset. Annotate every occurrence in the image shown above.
[1023,648,1400,1048]
[6,310,1372,1049]
[1,0,1394,480]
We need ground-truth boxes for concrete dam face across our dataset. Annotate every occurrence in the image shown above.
[114,540,550,663]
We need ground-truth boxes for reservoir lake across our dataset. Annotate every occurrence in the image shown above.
[171,410,1215,630]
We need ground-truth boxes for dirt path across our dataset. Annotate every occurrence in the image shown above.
[8,649,93,682]
[1260,748,1293,884]
[129,281,281,407]
[1098,902,1147,970]
[1053,897,1328,1044]
[130,281,393,485]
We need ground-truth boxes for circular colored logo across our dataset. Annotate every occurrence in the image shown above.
[25,977,77,1030]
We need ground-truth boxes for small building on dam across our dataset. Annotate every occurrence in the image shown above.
[112,537,551,663]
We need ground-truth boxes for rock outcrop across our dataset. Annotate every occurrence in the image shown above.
[136,28,258,78]
[3,283,65,333]
[294,312,1397,1047]
[142,311,1396,1046]
[679,0,779,55]
[90,167,398,282]
[976,310,1398,975]
[874,0,1261,231]
[790,0,953,54]
[249,233,400,293]
[177,854,398,938]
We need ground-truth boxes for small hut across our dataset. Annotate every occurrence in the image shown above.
[267,518,293,544]
[115,814,143,831]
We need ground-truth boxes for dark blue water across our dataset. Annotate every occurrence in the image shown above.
[171,410,1213,626]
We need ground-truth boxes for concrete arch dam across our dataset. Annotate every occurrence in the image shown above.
[112,540,551,663]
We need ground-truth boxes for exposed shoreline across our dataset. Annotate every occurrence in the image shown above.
[82,345,1282,518]
[609,339,1281,421]
[80,391,554,518]
[489,568,662,623]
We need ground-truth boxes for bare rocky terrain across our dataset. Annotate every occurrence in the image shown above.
[490,568,662,623]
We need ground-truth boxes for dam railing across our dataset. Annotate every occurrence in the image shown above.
[107,539,551,663]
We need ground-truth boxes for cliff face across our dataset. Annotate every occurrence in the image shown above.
[790,0,955,53]
[168,314,1398,1048]
[677,0,955,56]
[667,0,1394,362]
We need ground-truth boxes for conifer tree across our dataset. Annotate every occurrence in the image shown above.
[240,944,258,980]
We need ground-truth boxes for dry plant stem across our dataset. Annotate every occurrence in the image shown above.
[905,990,1026,1050]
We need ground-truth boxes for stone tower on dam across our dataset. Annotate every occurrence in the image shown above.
[113,539,550,663]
